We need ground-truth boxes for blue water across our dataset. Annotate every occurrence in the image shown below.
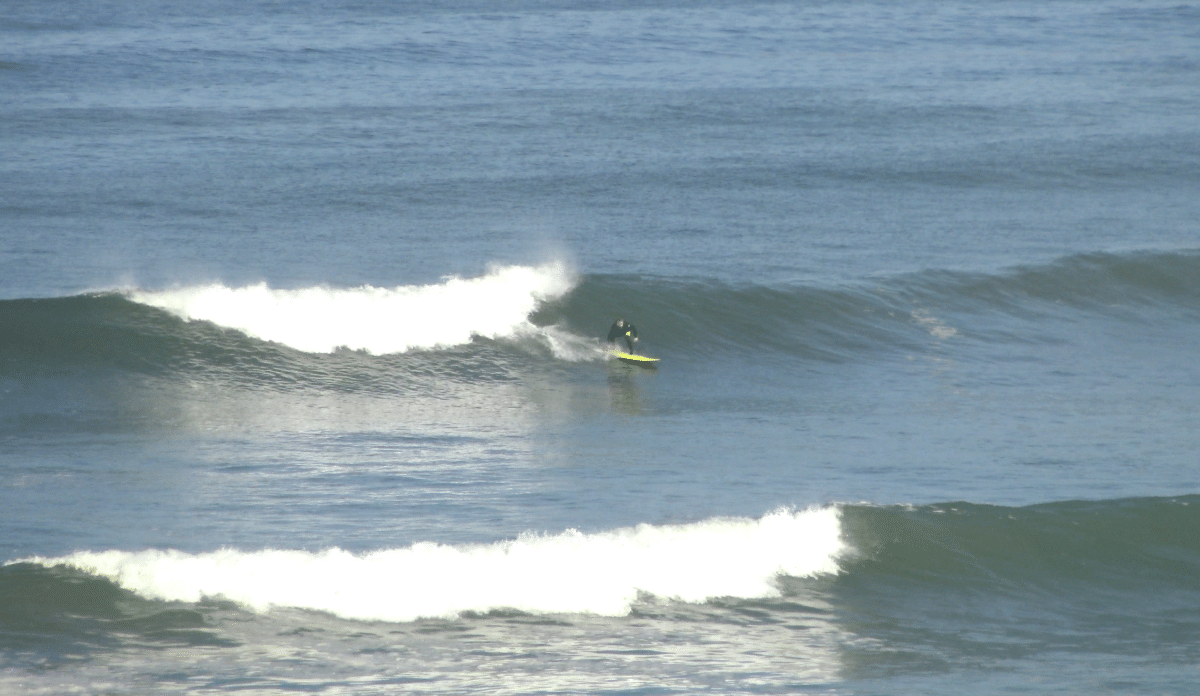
[3,0,1200,693]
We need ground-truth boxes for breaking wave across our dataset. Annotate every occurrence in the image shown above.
[16,508,844,622]
[128,262,578,354]
[1,249,1196,383]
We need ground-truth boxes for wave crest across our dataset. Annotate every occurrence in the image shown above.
[128,262,577,355]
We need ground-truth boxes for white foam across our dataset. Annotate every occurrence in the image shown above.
[911,309,958,340]
[22,507,844,623]
[127,262,578,355]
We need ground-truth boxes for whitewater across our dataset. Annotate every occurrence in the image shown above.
[20,508,844,622]
[127,262,583,355]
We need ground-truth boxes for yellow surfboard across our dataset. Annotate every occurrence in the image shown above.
[612,351,660,367]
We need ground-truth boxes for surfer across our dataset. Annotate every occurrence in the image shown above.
[607,318,639,354]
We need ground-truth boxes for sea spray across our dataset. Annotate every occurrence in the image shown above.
[23,507,844,622]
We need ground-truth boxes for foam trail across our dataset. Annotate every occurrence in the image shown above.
[22,508,843,622]
[127,263,576,354]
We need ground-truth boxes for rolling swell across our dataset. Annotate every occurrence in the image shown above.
[893,249,1200,313]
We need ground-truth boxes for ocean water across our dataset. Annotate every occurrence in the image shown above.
[2,0,1199,693]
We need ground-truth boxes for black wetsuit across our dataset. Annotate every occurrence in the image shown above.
[607,319,639,353]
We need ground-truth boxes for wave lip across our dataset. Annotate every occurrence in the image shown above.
[19,507,844,623]
[126,262,577,355]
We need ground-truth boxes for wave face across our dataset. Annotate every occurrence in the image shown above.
[830,496,1200,665]
[15,508,844,622]
[543,248,1200,359]
[839,496,1200,593]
